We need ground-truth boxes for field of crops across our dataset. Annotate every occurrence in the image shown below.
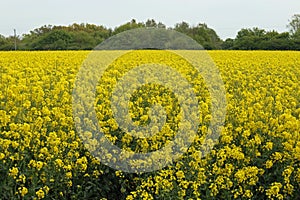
[0,50,299,199]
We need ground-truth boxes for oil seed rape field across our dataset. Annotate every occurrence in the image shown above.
[0,50,300,200]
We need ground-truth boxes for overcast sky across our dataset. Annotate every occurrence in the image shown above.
[0,0,299,39]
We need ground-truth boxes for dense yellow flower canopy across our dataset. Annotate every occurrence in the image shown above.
[0,50,299,199]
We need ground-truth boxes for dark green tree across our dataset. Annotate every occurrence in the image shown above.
[157,22,166,29]
[113,19,145,35]
[174,22,190,34]
[174,22,222,49]
[221,38,234,50]
[233,28,266,50]
[31,30,72,50]
[0,35,20,50]
[288,14,300,35]
[0,35,9,50]
[145,19,157,28]
[145,19,166,29]
[69,31,95,50]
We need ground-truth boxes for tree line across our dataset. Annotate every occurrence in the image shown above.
[0,15,300,50]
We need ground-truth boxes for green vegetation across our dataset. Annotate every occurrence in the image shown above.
[1,15,300,50]
[223,27,300,50]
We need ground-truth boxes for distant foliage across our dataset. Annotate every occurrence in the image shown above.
[223,28,299,50]
[0,20,223,50]
[1,15,300,50]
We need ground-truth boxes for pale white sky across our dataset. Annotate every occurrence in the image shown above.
[0,0,299,39]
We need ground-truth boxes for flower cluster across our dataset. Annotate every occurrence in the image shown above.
[0,50,299,199]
